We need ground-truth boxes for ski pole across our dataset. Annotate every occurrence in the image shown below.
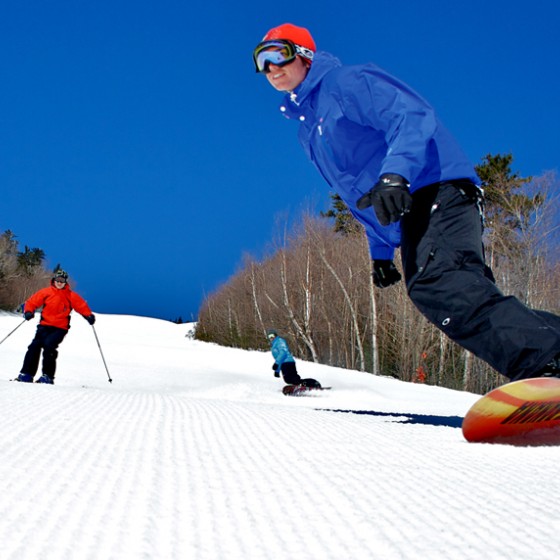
[91,324,113,383]
[0,319,27,346]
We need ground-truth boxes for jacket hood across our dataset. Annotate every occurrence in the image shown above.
[279,51,342,119]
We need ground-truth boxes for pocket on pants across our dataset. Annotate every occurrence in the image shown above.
[406,241,461,291]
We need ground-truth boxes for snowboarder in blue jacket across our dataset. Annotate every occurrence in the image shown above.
[267,329,300,384]
[267,329,321,388]
[253,23,560,381]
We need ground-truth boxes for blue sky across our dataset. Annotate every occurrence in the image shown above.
[2,0,559,321]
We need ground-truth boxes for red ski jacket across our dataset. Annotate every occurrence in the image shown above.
[24,282,92,330]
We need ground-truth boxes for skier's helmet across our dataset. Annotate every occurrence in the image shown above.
[266,329,278,340]
[52,270,69,283]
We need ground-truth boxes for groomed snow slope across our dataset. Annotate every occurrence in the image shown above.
[1,313,559,560]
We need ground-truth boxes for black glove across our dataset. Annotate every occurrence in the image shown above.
[24,311,34,321]
[272,363,278,371]
[274,371,280,378]
[372,260,402,288]
[357,173,412,226]
[85,314,96,325]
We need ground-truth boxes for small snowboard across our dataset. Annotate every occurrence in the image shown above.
[282,385,332,396]
[462,377,560,445]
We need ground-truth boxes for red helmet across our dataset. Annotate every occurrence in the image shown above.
[262,23,316,53]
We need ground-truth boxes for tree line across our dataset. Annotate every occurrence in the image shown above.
[195,154,560,394]
[0,230,52,311]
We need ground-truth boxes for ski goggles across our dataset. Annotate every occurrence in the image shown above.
[252,39,314,73]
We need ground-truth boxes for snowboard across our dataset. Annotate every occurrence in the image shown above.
[282,385,332,396]
[462,377,560,445]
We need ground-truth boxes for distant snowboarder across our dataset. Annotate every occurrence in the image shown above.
[267,329,321,391]
[15,270,96,384]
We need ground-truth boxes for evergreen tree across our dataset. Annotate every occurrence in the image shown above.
[17,246,46,276]
[475,153,542,258]
[321,193,362,236]
[0,230,50,310]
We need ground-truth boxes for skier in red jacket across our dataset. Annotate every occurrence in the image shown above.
[15,270,95,384]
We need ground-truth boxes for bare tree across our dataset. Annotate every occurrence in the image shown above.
[195,165,560,394]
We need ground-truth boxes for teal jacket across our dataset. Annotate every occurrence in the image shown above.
[271,336,295,366]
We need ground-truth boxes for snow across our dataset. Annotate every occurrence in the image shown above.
[1,312,559,560]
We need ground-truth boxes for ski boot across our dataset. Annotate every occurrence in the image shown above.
[36,374,54,385]
[15,373,33,383]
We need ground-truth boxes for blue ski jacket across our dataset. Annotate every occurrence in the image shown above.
[278,51,480,261]
[270,336,295,367]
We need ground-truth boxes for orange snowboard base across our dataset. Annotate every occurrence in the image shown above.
[462,377,560,445]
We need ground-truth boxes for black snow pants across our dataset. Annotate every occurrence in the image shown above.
[401,181,560,380]
[21,325,68,379]
[280,361,302,385]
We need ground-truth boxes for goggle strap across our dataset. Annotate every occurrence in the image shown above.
[294,45,314,61]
